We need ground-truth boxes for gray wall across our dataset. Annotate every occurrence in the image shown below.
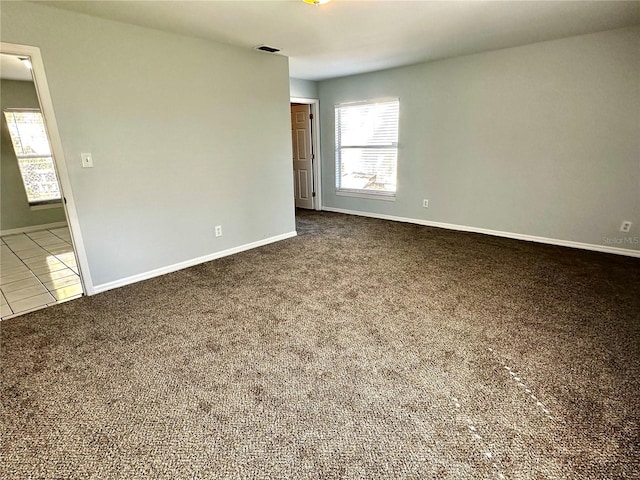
[290,78,319,99]
[319,27,640,251]
[1,79,66,232]
[1,2,295,286]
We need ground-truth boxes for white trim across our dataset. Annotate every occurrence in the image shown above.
[336,190,396,201]
[290,97,315,104]
[290,97,322,211]
[0,221,67,237]
[322,207,640,258]
[30,202,63,211]
[92,231,298,294]
[335,97,399,107]
[1,42,94,294]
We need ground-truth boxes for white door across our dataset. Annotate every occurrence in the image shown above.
[291,104,314,209]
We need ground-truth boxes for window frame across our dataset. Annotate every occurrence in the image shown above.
[3,107,62,206]
[334,97,400,200]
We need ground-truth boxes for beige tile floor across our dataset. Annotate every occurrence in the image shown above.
[1,226,83,320]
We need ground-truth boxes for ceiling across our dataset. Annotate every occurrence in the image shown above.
[43,0,640,81]
[0,54,34,81]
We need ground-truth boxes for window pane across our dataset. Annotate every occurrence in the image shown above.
[338,147,397,193]
[3,110,61,203]
[4,111,52,157]
[337,101,399,147]
[16,157,61,203]
[335,99,399,195]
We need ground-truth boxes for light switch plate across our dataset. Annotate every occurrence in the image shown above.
[81,153,93,168]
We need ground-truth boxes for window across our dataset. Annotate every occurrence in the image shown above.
[335,98,399,197]
[3,109,61,205]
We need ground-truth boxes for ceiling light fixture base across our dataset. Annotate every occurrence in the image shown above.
[303,0,331,6]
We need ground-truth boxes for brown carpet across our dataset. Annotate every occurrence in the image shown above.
[2,210,639,479]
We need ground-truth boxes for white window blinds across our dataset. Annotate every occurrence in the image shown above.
[3,110,61,205]
[335,99,399,196]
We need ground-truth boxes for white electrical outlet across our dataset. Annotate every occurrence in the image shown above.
[81,152,93,168]
[215,225,223,237]
[620,221,632,233]
[423,199,429,208]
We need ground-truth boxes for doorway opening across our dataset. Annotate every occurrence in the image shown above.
[290,97,321,211]
[1,44,90,319]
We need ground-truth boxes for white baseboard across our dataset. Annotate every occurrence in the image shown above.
[0,221,68,237]
[322,207,640,258]
[92,231,298,294]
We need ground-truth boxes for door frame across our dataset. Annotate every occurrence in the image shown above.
[290,97,321,211]
[1,42,94,294]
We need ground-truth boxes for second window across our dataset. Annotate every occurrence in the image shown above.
[335,98,399,198]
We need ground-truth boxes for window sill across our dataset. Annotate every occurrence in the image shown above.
[30,202,63,211]
[336,190,396,202]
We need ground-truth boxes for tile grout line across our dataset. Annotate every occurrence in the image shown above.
[47,228,71,244]
[1,233,54,311]
[30,231,82,294]
[34,228,79,274]
[1,229,82,319]
[0,290,12,316]
[25,228,78,275]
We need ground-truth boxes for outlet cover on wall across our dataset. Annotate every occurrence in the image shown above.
[620,221,632,233]
[215,225,223,237]
[423,199,429,208]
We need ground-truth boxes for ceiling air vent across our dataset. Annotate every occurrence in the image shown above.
[255,45,280,53]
